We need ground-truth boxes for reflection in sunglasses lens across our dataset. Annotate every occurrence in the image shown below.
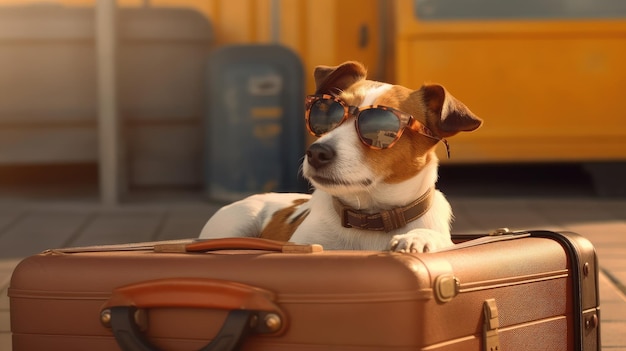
[309,100,345,135]
[357,109,400,149]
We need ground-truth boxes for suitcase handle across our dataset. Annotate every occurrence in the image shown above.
[101,278,286,351]
[155,237,323,253]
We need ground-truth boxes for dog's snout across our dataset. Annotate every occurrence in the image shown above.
[306,143,335,169]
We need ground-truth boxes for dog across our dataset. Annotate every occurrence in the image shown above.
[199,61,482,252]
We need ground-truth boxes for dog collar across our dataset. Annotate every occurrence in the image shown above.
[332,188,435,232]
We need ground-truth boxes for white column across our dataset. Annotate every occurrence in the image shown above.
[96,0,123,205]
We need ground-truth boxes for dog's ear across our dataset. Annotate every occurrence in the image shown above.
[420,84,483,138]
[313,61,367,94]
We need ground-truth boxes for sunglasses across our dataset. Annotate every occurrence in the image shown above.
[305,94,450,156]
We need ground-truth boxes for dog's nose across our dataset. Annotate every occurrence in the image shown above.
[306,143,335,169]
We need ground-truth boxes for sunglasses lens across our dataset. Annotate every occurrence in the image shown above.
[308,99,345,136]
[357,109,401,149]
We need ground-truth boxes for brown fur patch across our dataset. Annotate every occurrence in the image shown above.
[259,199,310,242]
[314,61,368,95]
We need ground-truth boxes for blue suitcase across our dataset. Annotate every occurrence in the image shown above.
[205,45,307,202]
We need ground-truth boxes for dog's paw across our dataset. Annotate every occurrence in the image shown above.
[389,229,452,253]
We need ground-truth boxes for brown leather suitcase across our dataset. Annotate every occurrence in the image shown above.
[9,230,600,351]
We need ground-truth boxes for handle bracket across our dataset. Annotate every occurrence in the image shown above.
[101,278,286,351]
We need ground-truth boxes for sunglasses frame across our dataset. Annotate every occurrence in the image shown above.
[305,94,449,154]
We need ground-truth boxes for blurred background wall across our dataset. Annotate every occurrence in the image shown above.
[1,0,625,203]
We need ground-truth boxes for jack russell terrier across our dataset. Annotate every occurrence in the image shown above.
[200,61,482,252]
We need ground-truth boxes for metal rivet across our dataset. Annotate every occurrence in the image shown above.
[585,314,598,329]
[100,309,111,328]
[264,313,282,332]
[583,262,590,277]
[489,228,510,236]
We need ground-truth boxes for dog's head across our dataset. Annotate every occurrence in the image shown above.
[302,61,482,198]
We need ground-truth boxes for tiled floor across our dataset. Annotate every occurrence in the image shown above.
[1,196,625,350]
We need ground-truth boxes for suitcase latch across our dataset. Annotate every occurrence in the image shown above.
[483,299,501,351]
[434,274,459,303]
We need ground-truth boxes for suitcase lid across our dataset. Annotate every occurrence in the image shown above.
[10,233,563,303]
